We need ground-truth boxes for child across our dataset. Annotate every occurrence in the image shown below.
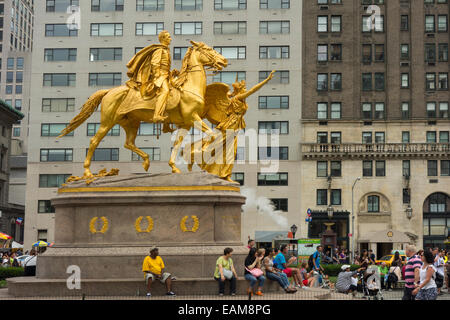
[350,273,358,297]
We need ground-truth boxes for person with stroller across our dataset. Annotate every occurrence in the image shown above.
[336,265,364,297]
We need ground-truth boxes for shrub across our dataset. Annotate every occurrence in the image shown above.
[318,264,361,277]
[0,267,24,280]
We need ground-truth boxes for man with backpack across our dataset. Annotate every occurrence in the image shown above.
[308,245,325,286]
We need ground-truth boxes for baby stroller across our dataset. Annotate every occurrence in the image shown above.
[314,270,333,290]
[359,266,384,300]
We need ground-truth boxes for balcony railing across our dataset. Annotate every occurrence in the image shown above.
[301,143,450,159]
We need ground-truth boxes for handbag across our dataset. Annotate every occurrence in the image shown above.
[246,267,263,277]
[222,268,233,280]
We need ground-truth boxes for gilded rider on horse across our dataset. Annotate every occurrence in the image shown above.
[126,30,175,123]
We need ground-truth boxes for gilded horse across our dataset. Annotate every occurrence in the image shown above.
[59,41,228,178]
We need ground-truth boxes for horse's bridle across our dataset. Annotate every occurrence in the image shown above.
[191,45,225,75]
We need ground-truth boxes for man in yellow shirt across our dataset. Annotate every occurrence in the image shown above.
[142,247,175,297]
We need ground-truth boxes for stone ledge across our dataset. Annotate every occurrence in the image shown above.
[7,277,286,297]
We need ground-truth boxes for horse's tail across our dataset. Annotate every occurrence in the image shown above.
[58,89,109,138]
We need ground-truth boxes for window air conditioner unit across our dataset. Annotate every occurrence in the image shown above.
[320,5,329,10]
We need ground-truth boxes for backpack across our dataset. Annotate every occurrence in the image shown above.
[308,253,315,270]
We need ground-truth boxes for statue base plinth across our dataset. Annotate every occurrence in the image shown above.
[9,172,250,296]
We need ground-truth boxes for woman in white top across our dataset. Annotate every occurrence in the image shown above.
[413,249,438,300]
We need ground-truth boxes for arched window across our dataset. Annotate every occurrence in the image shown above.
[429,193,447,213]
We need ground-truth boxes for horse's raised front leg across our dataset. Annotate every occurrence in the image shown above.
[84,123,114,178]
[169,127,188,173]
[122,120,150,171]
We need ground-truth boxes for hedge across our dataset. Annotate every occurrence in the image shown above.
[0,267,24,280]
[318,264,361,277]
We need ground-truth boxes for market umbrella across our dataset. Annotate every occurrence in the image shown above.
[0,232,12,240]
[31,241,54,248]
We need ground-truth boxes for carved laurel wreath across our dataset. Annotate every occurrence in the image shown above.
[180,215,199,233]
[135,216,154,233]
[89,216,109,234]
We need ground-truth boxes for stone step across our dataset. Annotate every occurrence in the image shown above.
[7,277,287,297]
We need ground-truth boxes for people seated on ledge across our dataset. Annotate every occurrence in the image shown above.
[142,247,176,297]
[214,247,238,296]
[244,248,266,296]
[263,248,297,294]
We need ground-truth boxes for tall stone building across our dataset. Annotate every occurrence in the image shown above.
[24,0,302,248]
[0,100,24,242]
[301,0,450,258]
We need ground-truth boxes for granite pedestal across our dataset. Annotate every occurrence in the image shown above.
[8,172,254,297]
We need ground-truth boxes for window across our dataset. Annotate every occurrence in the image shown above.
[259,46,289,59]
[174,22,202,35]
[317,16,328,32]
[374,103,385,119]
[317,45,328,62]
[40,149,73,162]
[401,73,409,88]
[173,47,188,60]
[258,147,289,160]
[43,73,76,86]
[317,189,327,206]
[89,73,121,86]
[362,103,372,119]
[362,132,372,144]
[427,131,437,143]
[374,45,385,62]
[231,173,244,185]
[438,44,448,62]
[260,0,290,9]
[401,44,409,60]
[46,0,79,12]
[330,132,341,144]
[375,132,385,143]
[330,103,341,119]
[438,73,448,90]
[38,200,55,214]
[39,174,72,188]
[403,160,410,177]
[317,103,328,119]
[402,132,410,143]
[427,102,437,118]
[330,16,342,32]
[428,193,447,213]
[400,15,409,31]
[425,44,436,62]
[330,74,342,91]
[330,161,341,177]
[376,161,385,176]
[258,96,289,109]
[13,127,20,137]
[259,70,289,84]
[214,0,247,10]
[90,48,122,61]
[425,15,435,33]
[330,189,341,206]
[90,23,123,36]
[41,124,73,137]
[428,160,438,176]
[403,189,411,204]
[87,123,120,136]
[439,131,449,143]
[368,195,380,212]
[317,132,328,144]
[138,123,161,136]
[131,147,161,161]
[44,48,77,62]
[214,47,246,60]
[259,21,290,34]
[438,15,448,32]
[89,148,119,161]
[441,160,450,176]
[175,0,202,10]
[271,199,288,212]
[45,24,78,37]
[37,229,48,242]
[91,0,124,11]
[402,102,410,119]
[136,22,164,35]
[317,161,328,177]
[136,0,164,11]
[317,74,328,91]
[374,73,385,90]
[257,173,288,186]
[213,71,246,85]
[213,21,247,34]
[362,73,372,91]
[363,161,373,177]
[42,98,75,112]
[439,102,449,118]
[258,121,289,134]
[330,44,342,61]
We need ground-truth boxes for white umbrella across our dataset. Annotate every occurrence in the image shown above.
[12,241,23,249]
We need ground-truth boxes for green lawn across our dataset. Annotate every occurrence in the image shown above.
[0,280,7,288]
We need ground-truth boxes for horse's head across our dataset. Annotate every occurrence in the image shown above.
[190,40,228,72]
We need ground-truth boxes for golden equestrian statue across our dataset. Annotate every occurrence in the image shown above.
[58,30,274,182]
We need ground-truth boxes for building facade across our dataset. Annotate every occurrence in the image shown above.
[24,0,302,248]
[301,0,450,258]
[0,100,25,242]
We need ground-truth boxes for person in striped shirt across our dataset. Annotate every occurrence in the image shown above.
[402,245,423,301]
